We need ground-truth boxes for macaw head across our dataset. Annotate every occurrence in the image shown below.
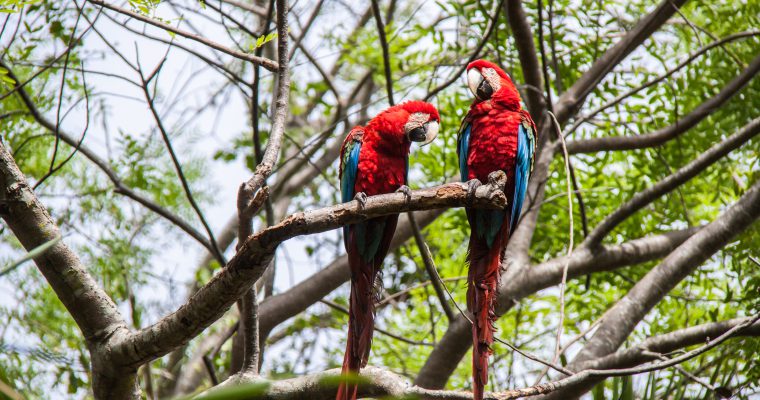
[466,59,522,109]
[368,101,440,146]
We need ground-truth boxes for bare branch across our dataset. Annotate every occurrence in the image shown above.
[0,60,221,256]
[371,0,394,105]
[553,0,689,122]
[548,179,760,398]
[111,181,507,367]
[567,53,760,154]
[425,0,506,101]
[583,116,760,247]
[0,142,127,343]
[86,0,278,71]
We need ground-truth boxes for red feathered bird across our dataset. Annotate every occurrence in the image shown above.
[337,101,440,400]
[457,60,537,400]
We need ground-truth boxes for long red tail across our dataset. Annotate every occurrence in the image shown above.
[336,252,377,400]
[466,229,507,400]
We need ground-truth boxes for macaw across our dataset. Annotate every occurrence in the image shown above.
[457,59,537,400]
[337,101,440,400]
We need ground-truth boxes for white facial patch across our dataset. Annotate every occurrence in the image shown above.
[481,67,502,93]
[405,112,439,146]
[405,112,430,133]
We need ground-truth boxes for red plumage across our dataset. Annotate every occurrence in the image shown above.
[337,101,439,400]
[461,60,536,400]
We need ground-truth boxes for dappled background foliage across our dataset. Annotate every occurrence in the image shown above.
[0,0,758,398]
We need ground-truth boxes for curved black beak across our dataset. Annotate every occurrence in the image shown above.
[408,125,427,142]
[476,79,493,100]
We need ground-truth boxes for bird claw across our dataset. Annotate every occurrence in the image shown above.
[487,170,507,188]
[466,179,482,206]
[396,185,413,204]
[354,192,368,209]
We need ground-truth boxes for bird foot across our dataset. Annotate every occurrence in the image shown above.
[466,179,482,206]
[487,170,507,189]
[354,192,368,209]
[396,185,413,204]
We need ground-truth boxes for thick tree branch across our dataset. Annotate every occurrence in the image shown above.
[567,53,760,154]
[85,0,278,71]
[110,181,507,367]
[0,142,127,344]
[207,314,759,399]
[586,316,760,371]
[547,178,760,398]
[564,30,760,138]
[552,0,688,122]
[0,142,139,398]
[413,226,699,389]
[583,116,760,247]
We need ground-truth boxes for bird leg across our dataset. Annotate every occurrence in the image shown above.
[396,185,413,204]
[466,179,482,207]
[354,192,368,209]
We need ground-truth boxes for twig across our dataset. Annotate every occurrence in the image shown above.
[548,111,574,365]
[425,0,506,101]
[533,318,602,384]
[371,0,394,105]
[137,60,226,265]
[408,214,456,321]
[642,350,716,393]
[86,0,278,71]
[320,299,434,346]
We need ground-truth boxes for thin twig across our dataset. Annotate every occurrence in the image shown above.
[408,214,456,321]
[86,0,278,71]
[548,111,574,365]
[320,300,434,346]
[137,60,226,265]
[371,0,394,106]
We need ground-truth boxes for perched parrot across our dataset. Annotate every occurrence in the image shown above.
[457,59,537,400]
[337,101,440,400]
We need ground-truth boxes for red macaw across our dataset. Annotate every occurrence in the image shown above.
[337,101,440,400]
[457,60,537,400]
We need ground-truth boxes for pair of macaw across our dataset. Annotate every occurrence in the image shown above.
[337,59,537,400]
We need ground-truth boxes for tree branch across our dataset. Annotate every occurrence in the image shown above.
[567,53,760,154]
[552,0,688,122]
[85,0,278,71]
[583,116,760,247]
[110,181,507,367]
[0,142,127,344]
[564,30,760,138]
[548,178,760,398]
[413,226,700,389]
[205,314,759,399]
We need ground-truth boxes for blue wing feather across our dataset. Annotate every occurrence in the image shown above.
[510,122,534,231]
[341,137,362,248]
[458,122,471,183]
